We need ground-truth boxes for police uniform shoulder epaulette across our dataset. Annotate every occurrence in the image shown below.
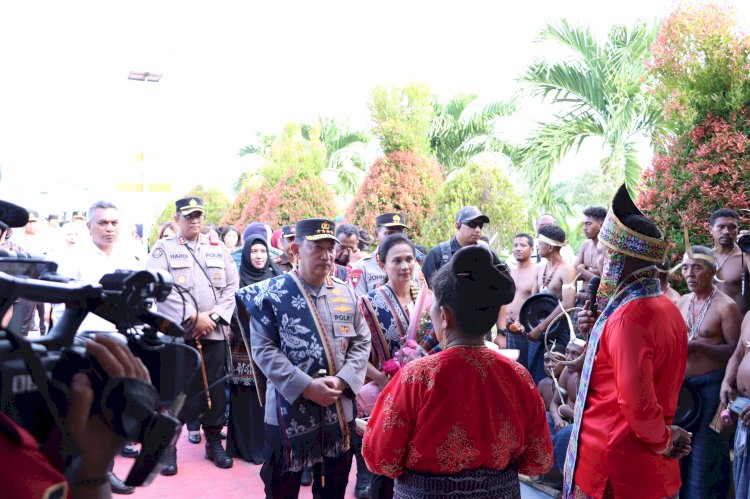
[330,275,346,285]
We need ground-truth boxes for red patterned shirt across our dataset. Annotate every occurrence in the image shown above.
[363,346,552,478]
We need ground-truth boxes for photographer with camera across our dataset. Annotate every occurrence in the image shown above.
[146,197,238,475]
[0,198,161,499]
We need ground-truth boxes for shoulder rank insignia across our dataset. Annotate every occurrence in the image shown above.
[333,306,353,313]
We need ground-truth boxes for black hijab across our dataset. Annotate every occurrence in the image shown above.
[240,235,282,287]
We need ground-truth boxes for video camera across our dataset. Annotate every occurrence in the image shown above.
[0,252,198,487]
[739,233,750,254]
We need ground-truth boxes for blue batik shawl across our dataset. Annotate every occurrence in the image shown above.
[235,272,350,472]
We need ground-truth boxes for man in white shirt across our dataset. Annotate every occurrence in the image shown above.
[49,201,142,494]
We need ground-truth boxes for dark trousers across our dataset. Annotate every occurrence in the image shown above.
[17,300,45,336]
[181,339,227,439]
[261,423,353,499]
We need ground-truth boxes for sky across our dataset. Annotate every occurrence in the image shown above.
[0,0,742,223]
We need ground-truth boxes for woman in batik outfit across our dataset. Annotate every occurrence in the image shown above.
[363,245,552,499]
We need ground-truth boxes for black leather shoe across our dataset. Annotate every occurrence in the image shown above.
[300,467,313,486]
[108,472,135,494]
[160,446,177,476]
[188,431,201,444]
[120,442,140,458]
[205,440,233,469]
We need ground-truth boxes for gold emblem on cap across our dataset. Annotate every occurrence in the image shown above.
[189,198,197,206]
[321,221,331,231]
[393,214,400,223]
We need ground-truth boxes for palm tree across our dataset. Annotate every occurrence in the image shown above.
[517,19,663,209]
[302,117,373,197]
[428,94,517,174]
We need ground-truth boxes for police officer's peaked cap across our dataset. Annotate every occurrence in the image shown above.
[176,197,205,215]
[0,199,29,230]
[295,218,339,243]
[281,224,296,239]
[71,210,86,221]
[375,212,408,229]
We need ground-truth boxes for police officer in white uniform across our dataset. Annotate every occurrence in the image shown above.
[147,197,239,475]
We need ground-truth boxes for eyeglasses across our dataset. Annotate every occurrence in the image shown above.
[182,212,205,221]
[463,220,484,229]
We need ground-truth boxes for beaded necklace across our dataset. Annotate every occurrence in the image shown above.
[686,287,716,341]
[541,261,560,292]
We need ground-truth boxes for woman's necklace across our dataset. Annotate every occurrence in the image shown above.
[541,261,560,292]
[686,287,716,341]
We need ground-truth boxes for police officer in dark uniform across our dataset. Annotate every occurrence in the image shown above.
[147,197,239,475]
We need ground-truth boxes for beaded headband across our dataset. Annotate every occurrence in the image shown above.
[598,208,668,263]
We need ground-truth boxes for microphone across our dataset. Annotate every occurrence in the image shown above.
[587,277,601,315]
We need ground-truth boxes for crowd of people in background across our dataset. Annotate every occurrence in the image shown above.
[1,188,749,499]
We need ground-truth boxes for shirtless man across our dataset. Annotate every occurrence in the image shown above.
[677,246,741,499]
[709,208,749,313]
[573,206,605,301]
[507,233,537,326]
[549,339,585,432]
[516,224,576,383]
[529,224,577,341]
[720,313,750,497]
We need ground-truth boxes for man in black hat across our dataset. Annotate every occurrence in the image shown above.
[422,206,498,288]
[350,213,409,295]
[147,196,239,475]
[273,224,297,273]
[237,217,370,499]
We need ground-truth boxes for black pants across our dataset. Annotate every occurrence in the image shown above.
[261,423,353,499]
[181,339,227,439]
[17,300,45,336]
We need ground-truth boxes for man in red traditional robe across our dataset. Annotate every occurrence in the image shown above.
[563,185,692,499]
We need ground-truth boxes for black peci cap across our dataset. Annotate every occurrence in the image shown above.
[375,212,408,229]
[175,197,205,215]
[295,218,339,243]
[71,210,86,221]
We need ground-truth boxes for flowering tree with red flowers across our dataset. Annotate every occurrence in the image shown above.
[345,151,444,240]
[234,172,337,232]
[639,2,750,257]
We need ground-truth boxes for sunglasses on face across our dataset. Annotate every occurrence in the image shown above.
[463,220,484,229]
[182,212,204,221]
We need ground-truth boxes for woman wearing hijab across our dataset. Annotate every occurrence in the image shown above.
[226,235,282,464]
[363,245,552,498]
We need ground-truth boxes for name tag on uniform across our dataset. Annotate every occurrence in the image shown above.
[169,253,190,268]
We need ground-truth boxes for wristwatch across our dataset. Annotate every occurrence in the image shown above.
[210,312,221,323]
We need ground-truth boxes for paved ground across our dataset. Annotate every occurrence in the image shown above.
[114,431,556,498]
